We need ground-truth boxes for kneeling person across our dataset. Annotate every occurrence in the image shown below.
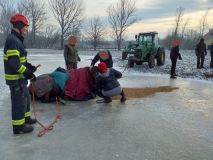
[96,62,126,103]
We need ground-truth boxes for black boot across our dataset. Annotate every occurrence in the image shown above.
[120,90,126,103]
[13,124,34,134]
[104,97,112,103]
[170,75,176,79]
[25,117,37,125]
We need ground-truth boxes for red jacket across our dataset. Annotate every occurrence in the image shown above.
[64,67,96,100]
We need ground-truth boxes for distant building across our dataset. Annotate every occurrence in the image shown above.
[204,29,213,49]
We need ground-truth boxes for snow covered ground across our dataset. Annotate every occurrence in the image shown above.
[0,49,212,94]
[102,49,210,82]
[113,50,213,82]
[23,49,213,82]
[0,48,212,102]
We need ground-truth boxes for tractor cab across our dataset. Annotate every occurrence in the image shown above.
[138,32,158,55]
[122,31,165,68]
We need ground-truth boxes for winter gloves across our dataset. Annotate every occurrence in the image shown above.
[24,63,37,81]
[26,63,37,72]
[24,71,36,81]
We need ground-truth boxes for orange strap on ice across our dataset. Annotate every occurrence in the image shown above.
[30,83,61,137]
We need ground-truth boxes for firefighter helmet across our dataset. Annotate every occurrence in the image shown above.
[10,13,30,26]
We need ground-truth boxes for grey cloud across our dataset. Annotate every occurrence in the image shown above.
[137,0,213,21]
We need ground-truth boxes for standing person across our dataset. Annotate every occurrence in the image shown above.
[64,35,81,69]
[96,62,126,103]
[3,13,37,134]
[210,43,213,68]
[195,38,207,68]
[91,50,113,68]
[170,39,182,79]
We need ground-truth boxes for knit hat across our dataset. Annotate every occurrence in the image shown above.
[98,62,107,73]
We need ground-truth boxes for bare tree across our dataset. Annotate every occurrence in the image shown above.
[42,25,60,48]
[199,7,212,37]
[87,17,105,50]
[181,17,190,39]
[64,18,82,39]
[107,0,137,50]
[182,29,200,49]
[173,6,184,38]
[48,0,84,49]
[18,0,46,47]
[0,0,15,39]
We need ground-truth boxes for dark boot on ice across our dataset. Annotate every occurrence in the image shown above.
[170,75,176,79]
[120,90,126,103]
[13,124,34,134]
[25,117,37,125]
[104,97,112,103]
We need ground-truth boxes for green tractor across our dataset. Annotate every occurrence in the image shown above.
[122,32,165,68]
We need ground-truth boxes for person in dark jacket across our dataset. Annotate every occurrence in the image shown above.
[64,35,81,69]
[91,50,113,68]
[210,43,213,68]
[195,38,207,68]
[96,62,126,103]
[3,13,37,134]
[170,45,182,79]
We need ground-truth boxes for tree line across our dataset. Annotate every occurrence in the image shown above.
[0,0,138,50]
[0,0,211,50]
[161,7,212,49]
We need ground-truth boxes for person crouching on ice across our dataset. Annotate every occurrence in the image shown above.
[96,62,126,103]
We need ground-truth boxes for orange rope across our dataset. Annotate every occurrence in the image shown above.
[30,83,61,137]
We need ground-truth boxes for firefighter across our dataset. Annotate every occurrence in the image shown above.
[3,13,37,134]
[96,62,126,103]
[64,35,81,69]
[91,50,113,68]
[195,38,207,68]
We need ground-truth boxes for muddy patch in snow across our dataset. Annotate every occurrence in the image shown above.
[113,86,178,99]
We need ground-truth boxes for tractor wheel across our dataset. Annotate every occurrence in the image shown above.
[122,51,128,60]
[128,58,134,68]
[148,55,155,68]
[157,48,165,66]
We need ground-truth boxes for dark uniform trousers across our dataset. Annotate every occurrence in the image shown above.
[9,83,31,126]
[210,53,213,68]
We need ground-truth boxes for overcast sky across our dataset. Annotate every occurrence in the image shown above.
[14,0,213,39]
[83,0,213,39]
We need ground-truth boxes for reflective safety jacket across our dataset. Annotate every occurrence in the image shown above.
[3,30,32,85]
